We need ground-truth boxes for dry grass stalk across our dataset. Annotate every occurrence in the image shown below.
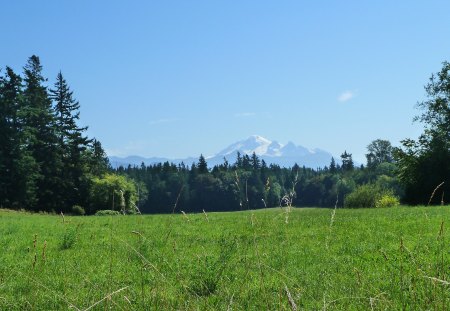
[42,240,47,262]
[171,185,184,213]
[181,211,190,222]
[284,284,298,311]
[202,209,209,222]
[60,211,65,223]
[226,293,234,311]
[262,178,270,208]
[82,286,129,311]
[131,230,145,241]
[280,169,299,224]
[123,295,132,305]
[234,171,243,208]
[326,194,339,249]
[438,220,444,239]
[428,181,444,206]
[115,237,167,281]
[423,276,450,286]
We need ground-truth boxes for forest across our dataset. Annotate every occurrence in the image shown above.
[1,56,449,214]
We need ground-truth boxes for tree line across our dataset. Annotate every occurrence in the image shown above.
[117,144,400,213]
[118,61,450,213]
[1,57,448,214]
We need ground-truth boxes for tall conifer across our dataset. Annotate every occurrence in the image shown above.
[22,55,62,211]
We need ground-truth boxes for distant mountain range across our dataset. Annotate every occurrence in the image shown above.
[109,135,335,169]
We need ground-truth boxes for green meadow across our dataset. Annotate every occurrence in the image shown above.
[0,206,449,310]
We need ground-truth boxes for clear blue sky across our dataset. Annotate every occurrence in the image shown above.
[2,1,450,163]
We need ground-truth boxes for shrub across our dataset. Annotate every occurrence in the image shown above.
[344,184,399,208]
[375,194,400,208]
[71,205,85,216]
[344,184,380,208]
[88,173,145,214]
[95,210,120,216]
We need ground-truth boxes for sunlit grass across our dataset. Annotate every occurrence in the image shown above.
[0,206,448,309]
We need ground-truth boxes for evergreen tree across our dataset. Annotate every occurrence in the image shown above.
[0,67,39,208]
[329,157,337,174]
[89,139,110,176]
[242,154,251,170]
[340,151,354,171]
[235,151,242,169]
[22,55,62,211]
[50,72,91,209]
[250,152,260,170]
[197,154,208,174]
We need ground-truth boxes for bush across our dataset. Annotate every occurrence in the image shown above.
[95,210,120,216]
[344,184,380,208]
[344,184,399,208]
[376,194,400,208]
[89,173,142,214]
[71,205,85,216]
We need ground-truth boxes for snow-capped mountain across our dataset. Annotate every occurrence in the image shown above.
[215,135,284,157]
[109,135,334,169]
[205,135,333,168]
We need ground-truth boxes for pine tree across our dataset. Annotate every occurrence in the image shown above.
[50,72,91,209]
[22,55,62,211]
[235,151,242,169]
[250,152,260,170]
[0,67,39,208]
[89,139,110,176]
[197,154,208,174]
[329,157,337,173]
[340,151,354,171]
[242,154,251,170]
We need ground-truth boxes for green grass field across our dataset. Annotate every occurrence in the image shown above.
[0,206,449,310]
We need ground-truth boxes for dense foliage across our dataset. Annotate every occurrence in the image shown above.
[0,56,115,213]
[394,62,450,204]
[117,148,400,213]
[1,56,447,213]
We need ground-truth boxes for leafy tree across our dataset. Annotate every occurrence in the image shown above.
[89,173,140,214]
[366,139,393,169]
[395,62,450,204]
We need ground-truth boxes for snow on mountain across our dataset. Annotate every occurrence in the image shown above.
[109,135,335,169]
[205,135,333,168]
[212,135,274,158]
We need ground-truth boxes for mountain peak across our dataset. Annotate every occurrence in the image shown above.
[109,135,335,169]
[247,135,271,144]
